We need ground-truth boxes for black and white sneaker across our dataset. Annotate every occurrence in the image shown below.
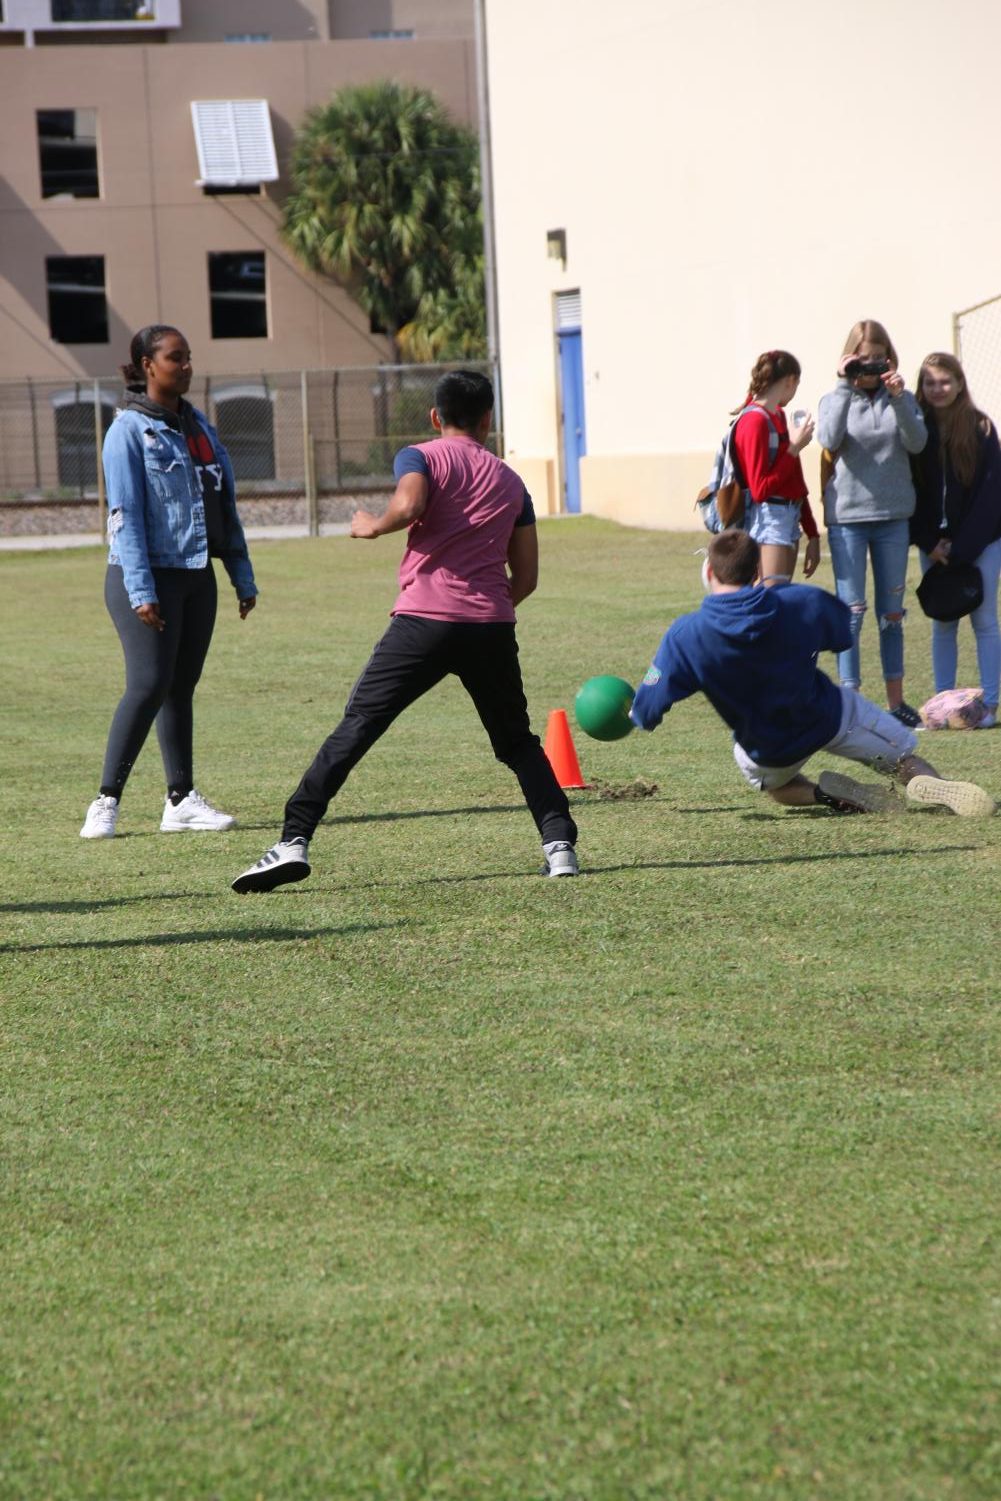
[543,840,580,877]
[890,701,923,729]
[231,838,311,893]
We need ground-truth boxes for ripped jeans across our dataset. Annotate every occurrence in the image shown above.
[827,519,910,689]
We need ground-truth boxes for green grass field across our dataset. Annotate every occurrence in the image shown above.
[2,519,999,1500]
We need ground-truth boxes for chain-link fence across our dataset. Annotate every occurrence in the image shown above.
[953,295,1001,427]
[0,361,499,535]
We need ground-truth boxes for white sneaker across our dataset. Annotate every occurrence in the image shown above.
[543,840,580,877]
[160,789,236,832]
[232,839,311,894]
[905,776,997,817]
[80,794,119,839]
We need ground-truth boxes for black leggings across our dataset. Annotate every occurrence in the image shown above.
[282,614,577,847]
[100,564,217,798]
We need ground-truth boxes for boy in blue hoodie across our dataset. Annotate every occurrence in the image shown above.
[630,531,994,816]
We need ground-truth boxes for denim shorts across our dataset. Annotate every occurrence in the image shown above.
[732,686,918,790]
[747,500,803,548]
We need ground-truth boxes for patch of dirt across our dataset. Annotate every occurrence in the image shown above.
[590,778,659,801]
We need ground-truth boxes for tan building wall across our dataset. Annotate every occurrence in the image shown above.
[329,1,472,39]
[176,1,332,43]
[0,34,476,379]
[484,0,1001,529]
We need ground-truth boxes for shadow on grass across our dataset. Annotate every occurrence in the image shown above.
[583,843,977,875]
[339,842,977,890]
[233,801,529,832]
[0,920,405,955]
[2,893,222,915]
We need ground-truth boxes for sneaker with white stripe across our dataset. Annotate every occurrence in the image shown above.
[231,838,311,893]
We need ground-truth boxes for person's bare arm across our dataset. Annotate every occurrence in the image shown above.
[507,523,539,606]
[351,473,428,538]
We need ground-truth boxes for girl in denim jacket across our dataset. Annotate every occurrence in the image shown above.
[80,325,258,839]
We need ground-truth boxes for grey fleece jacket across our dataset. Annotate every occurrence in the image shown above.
[816,379,927,525]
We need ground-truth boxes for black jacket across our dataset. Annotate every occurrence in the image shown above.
[910,413,1001,564]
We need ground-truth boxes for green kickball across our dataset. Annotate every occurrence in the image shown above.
[575,675,635,741]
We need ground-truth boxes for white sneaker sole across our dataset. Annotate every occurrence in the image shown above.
[160,815,236,832]
[905,776,997,817]
[817,772,903,814]
[80,825,116,839]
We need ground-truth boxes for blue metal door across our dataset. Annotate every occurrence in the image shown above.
[557,326,586,514]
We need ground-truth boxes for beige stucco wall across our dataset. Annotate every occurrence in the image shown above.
[329,1,473,39]
[484,0,1001,528]
[0,35,475,378]
[176,1,331,42]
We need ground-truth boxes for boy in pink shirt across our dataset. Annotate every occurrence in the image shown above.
[233,371,579,892]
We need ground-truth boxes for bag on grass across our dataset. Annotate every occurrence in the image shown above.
[919,688,988,730]
[696,405,780,533]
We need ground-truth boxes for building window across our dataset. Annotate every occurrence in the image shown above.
[208,252,268,339]
[224,34,271,43]
[52,389,114,489]
[37,109,99,199]
[213,388,275,480]
[369,29,415,39]
[51,1,155,20]
[46,255,108,343]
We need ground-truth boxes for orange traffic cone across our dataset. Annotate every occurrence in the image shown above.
[543,709,588,789]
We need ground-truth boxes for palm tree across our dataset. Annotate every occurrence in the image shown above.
[284,81,486,362]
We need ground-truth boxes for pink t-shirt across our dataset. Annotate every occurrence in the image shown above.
[391,435,535,623]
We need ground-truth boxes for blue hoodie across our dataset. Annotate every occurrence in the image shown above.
[631,584,852,767]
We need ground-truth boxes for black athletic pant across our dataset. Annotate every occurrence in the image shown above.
[282,614,578,847]
[100,564,217,797]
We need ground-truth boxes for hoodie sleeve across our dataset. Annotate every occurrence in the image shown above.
[630,622,700,730]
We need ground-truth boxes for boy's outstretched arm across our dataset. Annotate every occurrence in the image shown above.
[507,523,539,606]
[351,473,428,539]
[630,627,699,730]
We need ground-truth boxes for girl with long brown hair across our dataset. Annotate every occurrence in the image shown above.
[816,319,927,726]
[912,352,1001,725]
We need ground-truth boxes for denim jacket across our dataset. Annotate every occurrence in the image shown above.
[104,406,258,608]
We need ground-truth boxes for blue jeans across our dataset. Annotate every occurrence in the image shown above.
[919,536,1001,707]
[826,520,910,689]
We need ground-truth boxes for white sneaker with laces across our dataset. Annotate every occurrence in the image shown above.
[160,789,236,832]
[543,840,580,877]
[80,794,120,839]
[232,839,311,893]
[905,776,996,817]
